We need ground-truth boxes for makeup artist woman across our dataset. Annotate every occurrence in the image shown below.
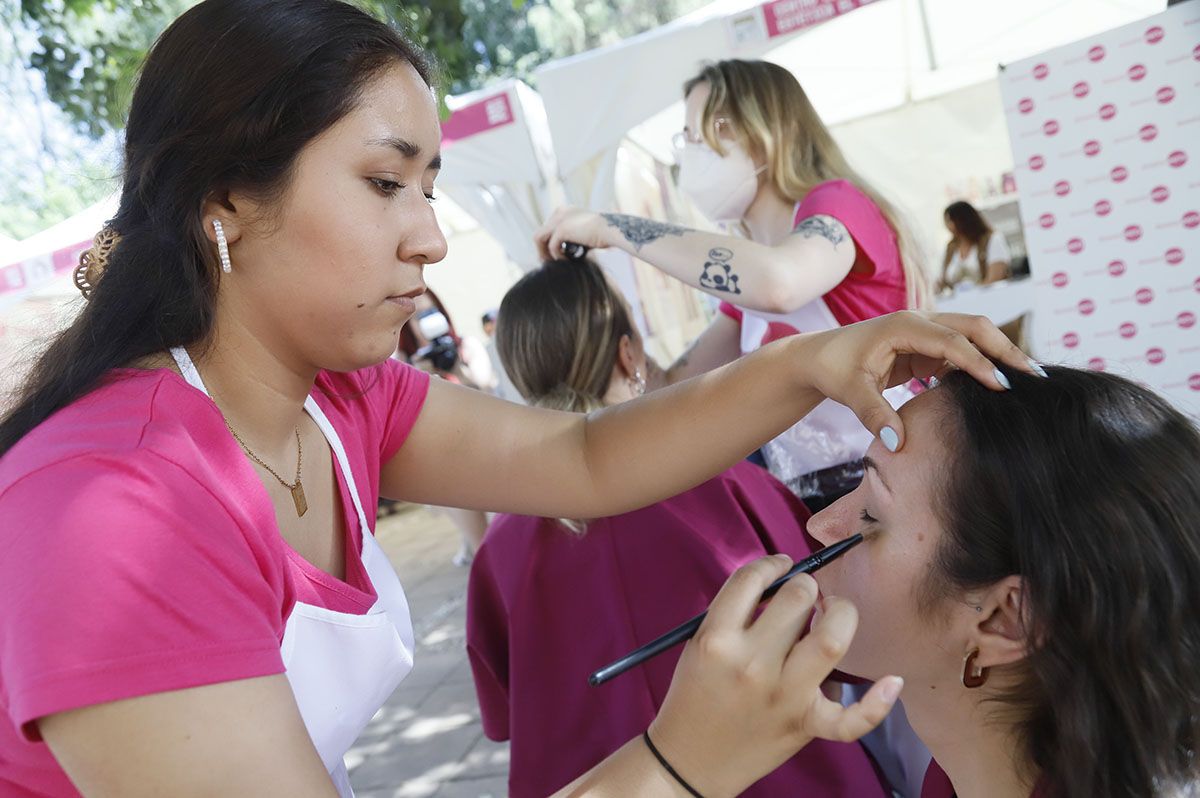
[0,2,1028,796]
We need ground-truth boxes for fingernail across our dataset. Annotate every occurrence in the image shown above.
[993,368,1011,390]
[880,426,899,452]
[1028,358,1049,378]
[879,676,904,703]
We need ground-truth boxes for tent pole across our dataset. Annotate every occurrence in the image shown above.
[915,0,937,71]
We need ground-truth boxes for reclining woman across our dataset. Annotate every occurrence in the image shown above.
[467,258,890,798]
[807,365,1200,798]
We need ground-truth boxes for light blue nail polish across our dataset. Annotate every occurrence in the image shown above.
[993,368,1012,390]
[880,426,899,452]
[1029,359,1049,378]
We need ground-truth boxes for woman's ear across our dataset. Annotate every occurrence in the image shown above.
[202,190,245,245]
[972,576,1030,669]
[615,334,638,379]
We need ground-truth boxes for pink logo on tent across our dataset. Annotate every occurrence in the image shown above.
[1095,200,1112,216]
[1033,63,1050,79]
[1083,139,1101,156]
[1039,213,1056,228]
[1146,347,1165,365]
[1111,166,1129,183]
[1068,237,1085,253]
[1157,86,1175,104]
[1166,248,1185,265]
[1139,124,1158,142]
[1184,211,1200,229]
[1135,287,1154,305]
[1119,322,1137,339]
[1073,81,1090,98]
[1088,357,1106,371]
[1044,119,1061,136]
[1152,185,1171,203]
[1018,97,1035,114]
[1063,332,1080,348]
[1168,150,1187,168]
[1029,154,1046,171]
[1098,103,1116,120]
[1195,276,1200,293]
[1194,43,1200,62]
[1145,25,1164,44]
[1109,260,1127,277]
[1124,225,1143,242]
[1190,374,1200,392]
[1078,298,1096,315]
[1128,64,1147,82]
[1055,179,1072,195]
[1179,311,1197,329]
[1088,45,1106,62]
[1052,271,1070,288]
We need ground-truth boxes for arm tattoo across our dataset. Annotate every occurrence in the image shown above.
[792,214,847,247]
[601,213,689,251]
[698,247,741,295]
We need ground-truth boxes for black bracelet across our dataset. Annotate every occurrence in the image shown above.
[643,730,706,798]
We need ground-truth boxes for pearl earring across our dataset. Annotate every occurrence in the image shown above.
[213,219,232,274]
[630,368,646,396]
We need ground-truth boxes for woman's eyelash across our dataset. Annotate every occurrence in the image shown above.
[369,177,403,196]
[859,509,878,525]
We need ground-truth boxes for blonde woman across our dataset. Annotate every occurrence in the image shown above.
[468,258,891,798]
[536,59,930,513]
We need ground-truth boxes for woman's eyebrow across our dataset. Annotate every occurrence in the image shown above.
[862,456,892,493]
[366,135,441,170]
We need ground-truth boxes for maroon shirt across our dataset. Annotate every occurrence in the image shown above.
[466,460,890,798]
[921,760,1048,797]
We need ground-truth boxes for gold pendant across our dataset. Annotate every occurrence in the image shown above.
[291,482,308,517]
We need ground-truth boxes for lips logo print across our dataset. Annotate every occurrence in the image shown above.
[1073,81,1090,98]
[1139,124,1157,142]
[1151,186,1170,203]
[1063,332,1080,348]
[1029,155,1046,171]
[1044,119,1061,136]
[1135,287,1154,305]
[1018,97,1035,114]
[1183,212,1199,229]
[1098,104,1116,120]
[1166,248,1185,265]
[1179,311,1197,329]
[1128,64,1147,82]
[1088,357,1106,371]
[1078,298,1096,315]
[1084,140,1102,156]
[1144,26,1164,45]
[1109,260,1127,277]
[1146,347,1165,365]
[1156,86,1175,104]
[1119,322,1137,339]
[1095,200,1112,217]
[1111,166,1128,183]
[1033,63,1050,80]
[1168,151,1187,168]
[1088,45,1106,62]
[1055,179,1072,195]
[1052,271,1070,288]
[1039,213,1056,229]
[1068,237,1085,253]
[1124,225,1143,242]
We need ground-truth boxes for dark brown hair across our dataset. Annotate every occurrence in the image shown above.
[0,0,430,456]
[496,258,635,414]
[943,200,991,245]
[934,366,1200,797]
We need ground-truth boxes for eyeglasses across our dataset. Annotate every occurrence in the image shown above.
[671,117,732,151]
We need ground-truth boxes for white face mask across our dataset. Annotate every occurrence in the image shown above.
[678,141,765,223]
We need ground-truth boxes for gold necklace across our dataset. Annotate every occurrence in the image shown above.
[224,420,307,517]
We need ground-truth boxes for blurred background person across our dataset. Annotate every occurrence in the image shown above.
[536,59,929,514]
[467,258,891,798]
[938,200,1011,292]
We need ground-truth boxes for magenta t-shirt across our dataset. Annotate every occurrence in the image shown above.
[0,359,428,797]
[720,178,907,331]
[467,460,890,798]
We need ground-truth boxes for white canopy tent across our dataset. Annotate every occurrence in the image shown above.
[436,78,561,271]
[535,0,1165,263]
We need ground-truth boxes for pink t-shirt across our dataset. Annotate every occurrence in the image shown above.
[0,359,428,797]
[719,178,907,331]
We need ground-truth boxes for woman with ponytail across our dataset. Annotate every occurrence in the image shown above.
[467,258,891,798]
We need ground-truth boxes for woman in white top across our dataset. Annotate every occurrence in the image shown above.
[939,201,1011,291]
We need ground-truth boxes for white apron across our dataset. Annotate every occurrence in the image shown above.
[736,298,913,484]
[170,348,415,797]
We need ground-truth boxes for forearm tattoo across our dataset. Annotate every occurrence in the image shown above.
[601,213,689,251]
[698,247,741,295]
[792,214,847,246]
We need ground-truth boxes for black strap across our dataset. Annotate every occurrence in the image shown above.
[642,730,706,798]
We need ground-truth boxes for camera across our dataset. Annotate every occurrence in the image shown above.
[413,309,459,372]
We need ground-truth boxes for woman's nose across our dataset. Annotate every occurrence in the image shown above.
[806,496,853,547]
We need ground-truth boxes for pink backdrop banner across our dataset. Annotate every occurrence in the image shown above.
[999,2,1200,418]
